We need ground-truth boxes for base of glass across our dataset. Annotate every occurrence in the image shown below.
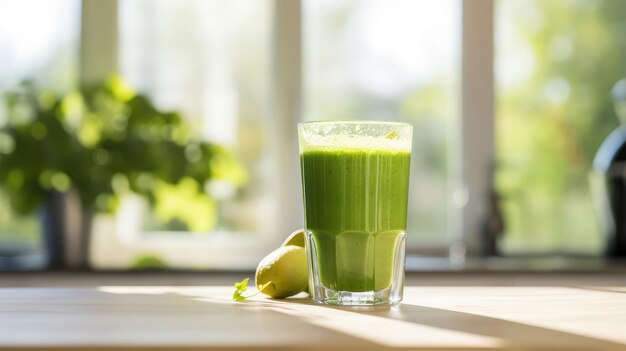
[305,230,406,306]
[312,286,401,306]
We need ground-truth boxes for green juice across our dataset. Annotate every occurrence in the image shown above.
[301,147,410,292]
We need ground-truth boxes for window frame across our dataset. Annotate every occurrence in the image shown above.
[459,0,494,257]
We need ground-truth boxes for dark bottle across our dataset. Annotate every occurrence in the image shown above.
[593,79,626,256]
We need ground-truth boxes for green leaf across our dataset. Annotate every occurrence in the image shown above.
[232,278,274,302]
[232,278,250,302]
[234,277,249,291]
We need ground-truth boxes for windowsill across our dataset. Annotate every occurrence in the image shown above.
[405,255,626,273]
[2,254,626,275]
[1,265,626,289]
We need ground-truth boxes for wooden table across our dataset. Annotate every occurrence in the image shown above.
[1,274,626,350]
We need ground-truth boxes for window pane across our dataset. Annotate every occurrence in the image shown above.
[0,0,79,92]
[84,0,276,269]
[119,0,273,235]
[496,0,626,254]
[303,0,460,249]
[0,0,80,265]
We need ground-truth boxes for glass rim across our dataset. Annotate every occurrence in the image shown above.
[298,120,412,128]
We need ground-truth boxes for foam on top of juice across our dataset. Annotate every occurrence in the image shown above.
[299,122,412,154]
[300,134,411,153]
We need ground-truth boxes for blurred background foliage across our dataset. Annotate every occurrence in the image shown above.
[0,75,246,232]
[496,0,626,254]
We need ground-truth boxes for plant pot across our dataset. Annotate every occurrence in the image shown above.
[41,190,92,270]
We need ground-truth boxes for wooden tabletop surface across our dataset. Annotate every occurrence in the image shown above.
[1,274,626,351]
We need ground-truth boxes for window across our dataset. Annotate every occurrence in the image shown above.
[495,0,626,255]
[303,0,461,250]
[90,0,462,268]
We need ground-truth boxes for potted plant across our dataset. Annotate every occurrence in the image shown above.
[0,76,245,269]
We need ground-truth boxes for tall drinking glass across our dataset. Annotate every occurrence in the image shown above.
[298,121,412,305]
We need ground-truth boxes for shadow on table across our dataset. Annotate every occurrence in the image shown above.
[254,296,625,350]
[148,289,625,350]
[236,298,626,350]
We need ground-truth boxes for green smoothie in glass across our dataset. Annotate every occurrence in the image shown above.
[298,121,412,305]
